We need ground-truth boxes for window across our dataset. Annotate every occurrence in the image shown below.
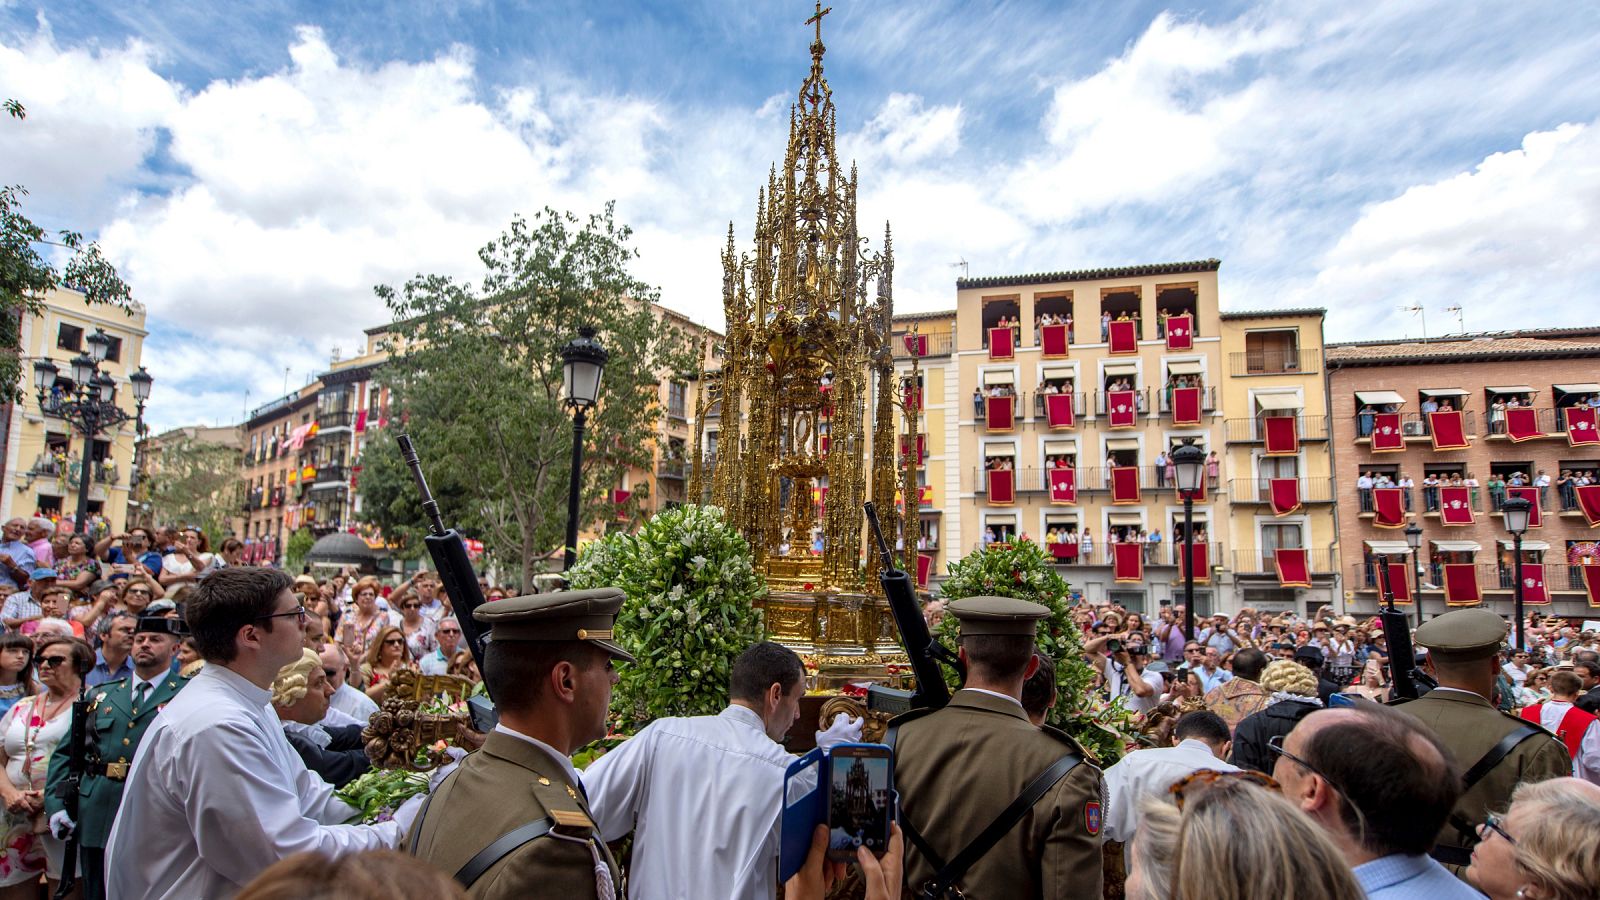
[1241,589,1298,612]
[1243,330,1298,373]
[668,381,687,419]
[56,324,83,352]
[1257,457,1299,479]
[1261,524,1302,552]
[1107,590,1147,614]
[103,335,122,363]
[983,515,1017,543]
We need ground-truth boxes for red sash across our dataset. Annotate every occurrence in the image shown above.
[1520,703,1597,759]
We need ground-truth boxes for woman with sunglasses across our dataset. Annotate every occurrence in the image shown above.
[1466,777,1600,900]
[361,626,412,703]
[0,636,88,898]
[395,596,435,662]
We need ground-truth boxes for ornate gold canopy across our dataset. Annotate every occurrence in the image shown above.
[689,3,901,606]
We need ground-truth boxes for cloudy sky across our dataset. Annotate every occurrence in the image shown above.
[3,1,1598,431]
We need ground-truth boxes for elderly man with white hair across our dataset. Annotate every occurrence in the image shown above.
[26,518,55,566]
[417,616,463,675]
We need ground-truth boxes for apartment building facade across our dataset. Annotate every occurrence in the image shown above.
[1327,330,1600,620]
[1,288,148,535]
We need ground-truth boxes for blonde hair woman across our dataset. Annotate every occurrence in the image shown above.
[1466,777,1600,900]
[1229,659,1323,773]
[361,626,411,702]
[1127,775,1363,900]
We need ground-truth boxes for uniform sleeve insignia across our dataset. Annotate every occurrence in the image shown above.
[1084,801,1101,836]
[549,809,594,829]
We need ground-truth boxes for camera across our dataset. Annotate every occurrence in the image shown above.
[1105,638,1123,653]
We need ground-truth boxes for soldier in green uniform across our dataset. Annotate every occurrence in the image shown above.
[407,588,633,898]
[1394,607,1570,873]
[45,614,188,900]
[889,596,1104,900]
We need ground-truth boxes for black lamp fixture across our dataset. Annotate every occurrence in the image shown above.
[1404,520,1424,626]
[1171,442,1207,641]
[1501,495,1533,650]
[560,327,609,571]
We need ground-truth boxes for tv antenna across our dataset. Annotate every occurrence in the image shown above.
[951,258,968,279]
[1443,305,1464,334]
[1401,304,1427,343]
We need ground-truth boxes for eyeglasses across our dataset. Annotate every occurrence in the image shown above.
[1168,769,1280,809]
[255,605,308,625]
[438,627,461,634]
[37,655,72,669]
[401,603,421,610]
[1479,812,1516,846]
[126,589,151,596]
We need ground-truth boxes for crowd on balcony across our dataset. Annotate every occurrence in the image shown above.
[1487,393,1535,433]
[1034,311,1073,343]
[1557,469,1600,510]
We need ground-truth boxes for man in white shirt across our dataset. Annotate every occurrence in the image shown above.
[107,568,422,898]
[1502,650,1533,689]
[1523,670,1600,784]
[1102,710,1235,842]
[319,642,379,725]
[584,641,861,900]
[419,616,463,675]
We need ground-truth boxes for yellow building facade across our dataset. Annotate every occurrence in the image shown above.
[1,288,148,535]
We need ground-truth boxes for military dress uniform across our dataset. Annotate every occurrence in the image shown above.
[889,596,1104,900]
[408,589,633,899]
[1394,608,1569,871]
[44,618,189,900]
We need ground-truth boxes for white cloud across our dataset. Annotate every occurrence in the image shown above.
[1299,121,1600,339]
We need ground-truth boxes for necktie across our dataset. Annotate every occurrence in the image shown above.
[134,682,149,712]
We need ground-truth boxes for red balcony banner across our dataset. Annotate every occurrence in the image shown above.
[1165,313,1193,351]
[1371,413,1405,452]
[1443,563,1482,606]
[1045,392,1076,428]
[985,396,1014,430]
[904,386,921,410]
[1263,416,1299,455]
[1049,467,1077,504]
[903,333,927,357]
[1274,548,1311,588]
[1108,319,1138,354]
[1049,540,1078,560]
[1041,323,1069,357]
[989,326,1014,360]
[1581,565,1600,608]
[1113,542,1144,583]
[1373,487,1407,528]
[1566,407,1600,445]
[1428,411,1469,451]
[1269,478,1301,516]
[1576,484,1600,526]
[1110,466,1141,504]
[916,553,933,588]
[1505,407,1542,442]
[987,468,1015,504]
[1514,564,1549,605]
[1506,486,1542,527]
[1438,486,1475,526]
[612,489,631,521]
[900,434,926,465]
[1386,562,1411,603]
[1107,390,1138,428]
[1172,386,1202,426]
[1181,542,1211,584]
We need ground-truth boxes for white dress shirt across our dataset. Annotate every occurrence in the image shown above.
[328,681,379,722]
[106,664,408,898]
[583,704,796,900]
[1101,739,1237,842]
[1535,700,1600,784]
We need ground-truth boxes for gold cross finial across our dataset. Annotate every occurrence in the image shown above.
[806,2,832,44]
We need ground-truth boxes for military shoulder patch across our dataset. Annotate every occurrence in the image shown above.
[548,809,594,829]
[1084,801,1101,836]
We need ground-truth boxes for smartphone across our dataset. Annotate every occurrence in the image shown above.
[826,743,894,862]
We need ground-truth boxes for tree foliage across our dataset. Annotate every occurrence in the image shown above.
[352,426,468,562]
[2,101,135,401]
[283,527,316,575]
[377,204,695,586]
[568,504,766,730]
[145,437,241,547]
[936,539,1137,763]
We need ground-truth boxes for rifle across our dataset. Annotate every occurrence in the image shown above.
[863,501,957,711]
[1376,555,1436,701]
[53,685,89,899]
[398,434,496,721]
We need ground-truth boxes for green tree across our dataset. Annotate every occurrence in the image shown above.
[2,101,135,400]
[568,504,766,729]
[935,539,1137,763]
[376,204,695,586]
[282,527,316,575]
[145,437,241,547]
[352,426,469,562]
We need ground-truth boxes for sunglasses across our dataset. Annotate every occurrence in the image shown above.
[382,638,405,646]
[322,668,339,679]
[438,627,461,634]
[401,603,421,610]
[37,655,72,669]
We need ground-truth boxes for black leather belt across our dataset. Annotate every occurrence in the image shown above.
[87,760,130,781]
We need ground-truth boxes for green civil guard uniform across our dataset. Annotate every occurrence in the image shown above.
[45,672,188,897]
[1394,608,1569,872]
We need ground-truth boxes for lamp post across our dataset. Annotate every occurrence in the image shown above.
[1501,495,1532,650]
[1404,520,1423,627]
[1171,442,1206,640]
[30,329,152,535]
[560,327,608,571]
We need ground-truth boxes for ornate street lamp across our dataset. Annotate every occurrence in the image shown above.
[560,327,609,570]
[1171,442,1206,640]
[30,347,152,535]
[1501,495,1532,650]
[1404,520,1424,626]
